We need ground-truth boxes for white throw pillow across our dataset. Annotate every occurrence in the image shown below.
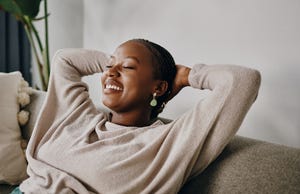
[0,72,28,185]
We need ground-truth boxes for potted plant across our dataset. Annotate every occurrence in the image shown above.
[0,0,50,91]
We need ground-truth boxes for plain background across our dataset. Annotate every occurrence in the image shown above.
[33,0,300,148]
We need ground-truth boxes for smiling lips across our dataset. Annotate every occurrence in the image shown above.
[105,84,123,91]
[104,79,123,92]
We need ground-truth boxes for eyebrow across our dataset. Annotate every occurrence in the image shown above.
[110,55,140,64]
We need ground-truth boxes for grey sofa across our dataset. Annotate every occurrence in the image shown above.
[1,90,300,194]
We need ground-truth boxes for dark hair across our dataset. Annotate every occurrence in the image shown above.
[129,39,177,118]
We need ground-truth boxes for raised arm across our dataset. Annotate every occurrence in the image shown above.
[48,48,109,114]
[33,49,109,139]
[171,64,261,178]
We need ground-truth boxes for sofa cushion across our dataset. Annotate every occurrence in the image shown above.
[0,72,28,185]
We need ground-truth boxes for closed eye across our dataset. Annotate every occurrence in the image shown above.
[123,66,135,69]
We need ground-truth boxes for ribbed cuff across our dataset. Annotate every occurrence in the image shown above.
[188,63,206,89]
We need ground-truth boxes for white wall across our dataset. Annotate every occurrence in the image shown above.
[83,0,300,148]
[33,0,299,148]
[32,0,83,88]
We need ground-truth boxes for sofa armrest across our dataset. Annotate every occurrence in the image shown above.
[179,136,300,193]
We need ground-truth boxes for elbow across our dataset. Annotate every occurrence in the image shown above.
[51,49,75,71]
[51,49,65,69]
[246,68,262,102]
[248,69,261,88]
[231,67,262,103]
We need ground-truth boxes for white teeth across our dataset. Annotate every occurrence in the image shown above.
[105,84,123,91]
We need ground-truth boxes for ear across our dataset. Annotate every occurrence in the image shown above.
[153,80,168,97]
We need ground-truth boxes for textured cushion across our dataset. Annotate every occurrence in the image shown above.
[0,72,28,185]
[179,136,300,194]
[22,89,46,141]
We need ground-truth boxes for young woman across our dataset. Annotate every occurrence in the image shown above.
[19,39,261,193]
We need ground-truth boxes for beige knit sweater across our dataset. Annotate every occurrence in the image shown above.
[20,49,261,194]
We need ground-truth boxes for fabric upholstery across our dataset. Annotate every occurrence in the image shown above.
[0,72,27,185]
[179,136,300,193]
[22,90,46,141]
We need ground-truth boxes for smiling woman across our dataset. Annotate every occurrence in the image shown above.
[101,40,176,126]
[19,39,261,194]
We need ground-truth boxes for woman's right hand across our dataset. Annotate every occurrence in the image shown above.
[166,64,191,102]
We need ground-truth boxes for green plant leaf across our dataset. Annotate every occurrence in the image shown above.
[0,0,42,18]
[16,0,42,18]
[0,0,22,16]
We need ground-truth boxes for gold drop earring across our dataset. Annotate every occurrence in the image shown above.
[150,92,157,107]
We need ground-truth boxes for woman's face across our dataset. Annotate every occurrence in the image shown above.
[101,41,157,113]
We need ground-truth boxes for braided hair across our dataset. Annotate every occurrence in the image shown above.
[128,39,177,118]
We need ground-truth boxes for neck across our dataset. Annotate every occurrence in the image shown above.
[110,109,154,127]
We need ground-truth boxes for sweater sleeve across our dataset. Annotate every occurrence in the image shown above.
[180,64,261,177]
[32,48,109,144]
[48,48,109,113]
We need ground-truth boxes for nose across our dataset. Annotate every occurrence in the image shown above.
[106,64,120,77]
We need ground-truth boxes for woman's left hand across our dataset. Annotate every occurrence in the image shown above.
[166,64,191,102]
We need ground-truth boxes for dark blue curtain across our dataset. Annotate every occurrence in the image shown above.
[0,10,32,84]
